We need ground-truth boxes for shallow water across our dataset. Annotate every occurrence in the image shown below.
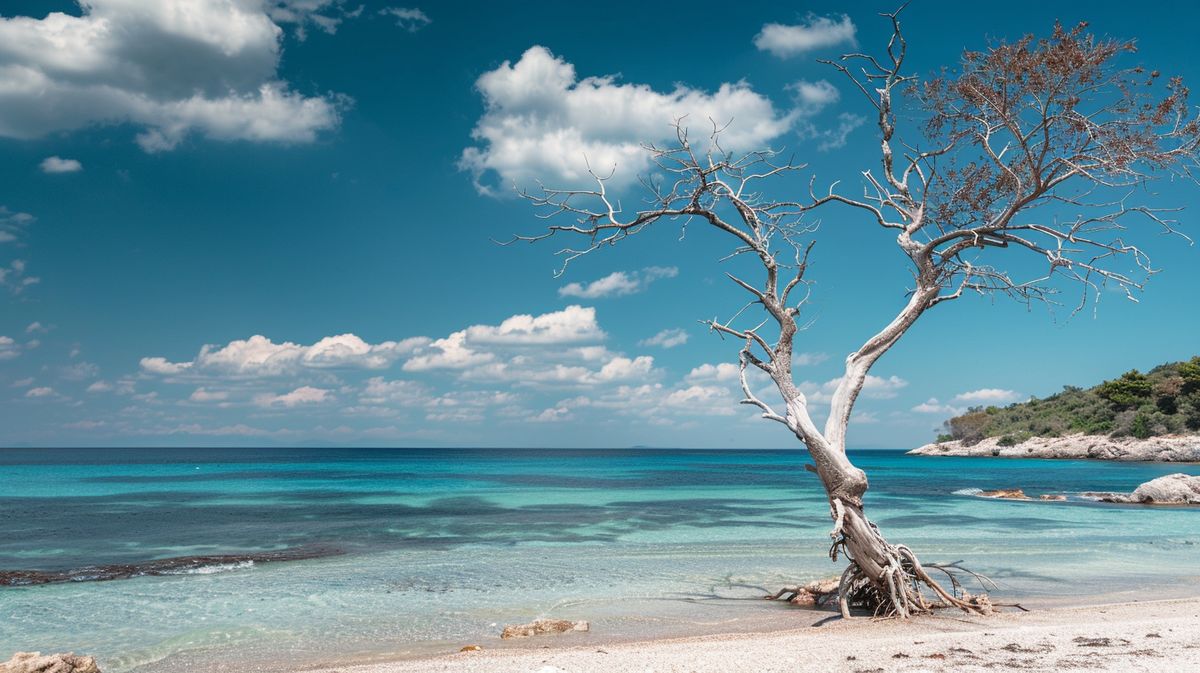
[1,448,1197,671]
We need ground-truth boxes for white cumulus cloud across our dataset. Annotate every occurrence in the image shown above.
[461,45,799,192]
[463,305,605,346]
[39,156,83,173]
[0,335,19,360]
[754,14,857,58]
[686,362,740,383]
[141,333,428,378]
[255,385,330,407]
[788,79,840,113]
[402,331,494,372]
[0,0,346,152]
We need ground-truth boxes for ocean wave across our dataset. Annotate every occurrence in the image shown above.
[160,560,255,575]
[952,488,984,496]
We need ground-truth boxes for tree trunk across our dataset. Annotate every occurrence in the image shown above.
[799,437,993,618]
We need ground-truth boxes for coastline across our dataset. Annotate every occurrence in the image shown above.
[908,433,1200,462]
[7,449,1200,673]
[298,597,1200,673]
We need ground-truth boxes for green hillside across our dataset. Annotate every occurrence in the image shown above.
[938,357,1200,445]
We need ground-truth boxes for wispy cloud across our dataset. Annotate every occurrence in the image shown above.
[559,267,678,299]
[379,7,431,32]
[954,388,1021,404]
[639,328,689,349]
[912,398,964,416]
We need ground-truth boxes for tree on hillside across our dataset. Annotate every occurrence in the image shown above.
[506,9,1200,617]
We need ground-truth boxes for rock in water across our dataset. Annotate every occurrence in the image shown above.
[0,652,101,673]
[500,619,590,639]
[979,488,1029,500]
[1129,474,1200,504]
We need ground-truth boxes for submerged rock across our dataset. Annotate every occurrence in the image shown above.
[500,619,590,639]
[0,546,341,587]
[1039,494,1067,501]
[0,652,101,673]
[979,488,1029,500]
[1129,474,1200,504]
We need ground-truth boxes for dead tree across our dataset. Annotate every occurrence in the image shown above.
[508,11,1200,618]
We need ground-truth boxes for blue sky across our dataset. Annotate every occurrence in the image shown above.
[1,0,1198,449]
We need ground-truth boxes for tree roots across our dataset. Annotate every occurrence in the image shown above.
[767,499,998,619]
[833,550,995,619]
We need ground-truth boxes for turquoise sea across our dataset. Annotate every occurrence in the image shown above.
[2,448,1198,671]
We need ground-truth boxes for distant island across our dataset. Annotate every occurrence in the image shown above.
[910,357,1200,461]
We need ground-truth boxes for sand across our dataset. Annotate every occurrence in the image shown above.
[305,598,1200,673]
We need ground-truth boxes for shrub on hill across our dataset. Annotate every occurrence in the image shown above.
[938,357,1200,444]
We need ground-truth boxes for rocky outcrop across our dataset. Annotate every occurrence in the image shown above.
[908,434,1200,462]
[500,619,590,639]
[0,652,101,673]
[1092,474,1200,505]
[1131,474,1200,503]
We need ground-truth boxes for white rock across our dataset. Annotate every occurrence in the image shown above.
[1130,474,1200,504]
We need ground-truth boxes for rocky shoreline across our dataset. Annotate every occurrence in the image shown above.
[965,474,1200,505]
[908,433,1200,462]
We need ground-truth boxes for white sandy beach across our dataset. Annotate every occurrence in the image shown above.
[307,598,1200,673]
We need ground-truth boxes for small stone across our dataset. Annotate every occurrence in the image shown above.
[459,645,482,652]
